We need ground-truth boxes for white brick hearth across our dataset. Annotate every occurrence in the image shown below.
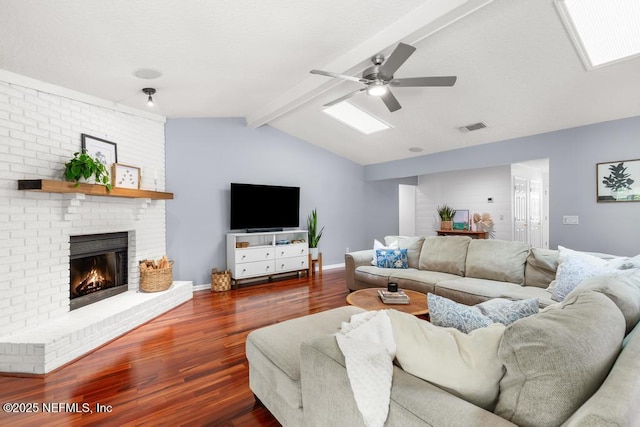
[0,71,193,374]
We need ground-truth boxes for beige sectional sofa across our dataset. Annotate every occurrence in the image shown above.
[346,235,567,307]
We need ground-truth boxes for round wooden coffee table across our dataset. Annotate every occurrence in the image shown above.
[346,288,429,316]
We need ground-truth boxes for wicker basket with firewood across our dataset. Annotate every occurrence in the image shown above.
[139,256,173,292]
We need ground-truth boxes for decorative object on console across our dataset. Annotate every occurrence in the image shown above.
[472,212,495,238]
[307,208,324,260]
[112,163,141,189]
[597,159,639,202]
[437,204,456,230]
[64,151,112,191]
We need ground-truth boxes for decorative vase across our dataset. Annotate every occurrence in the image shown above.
[441,220,452,230]
[78,176,96,185]
[612,188,629,201]
[310,247,319,260]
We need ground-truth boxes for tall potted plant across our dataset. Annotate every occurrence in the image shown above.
[64,151,112,191]
[437,204,456,230]
[307,208,324,260]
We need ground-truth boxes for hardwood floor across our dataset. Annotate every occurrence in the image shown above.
[0,269,350,426]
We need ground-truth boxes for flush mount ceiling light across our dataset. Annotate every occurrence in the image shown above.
[142,88,156,107]
[555,0,640,70]
[323,101,392,135]
[134,68,162,80]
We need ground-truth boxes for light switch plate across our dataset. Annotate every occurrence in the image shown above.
[562,215,579,225]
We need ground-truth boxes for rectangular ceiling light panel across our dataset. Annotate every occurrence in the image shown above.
[555,0,640,70]
[323,102,392,135]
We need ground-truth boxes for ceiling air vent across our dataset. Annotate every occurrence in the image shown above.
[458,122,487,133]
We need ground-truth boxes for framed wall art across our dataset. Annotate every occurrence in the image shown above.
[81,134,117,172]
[452,209,470,230]
[596,159,640,202]
[112,163,141,189]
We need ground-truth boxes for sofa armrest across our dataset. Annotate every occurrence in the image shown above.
[345,250,374,291]
[300,334,515,427]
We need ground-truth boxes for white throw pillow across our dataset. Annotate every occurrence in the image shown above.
[371,239,398,266]
[550,246,632,301]
[388,310,506,410]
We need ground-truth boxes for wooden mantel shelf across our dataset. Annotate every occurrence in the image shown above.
[18,179,173,200]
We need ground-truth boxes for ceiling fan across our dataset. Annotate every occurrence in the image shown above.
[310,42,456,112]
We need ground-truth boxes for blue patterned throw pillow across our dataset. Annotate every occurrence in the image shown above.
[375,248,408,269]
[476,298,539,325]
[428,294,492,334]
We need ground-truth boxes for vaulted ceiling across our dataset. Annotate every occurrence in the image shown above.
[1,0,639,165]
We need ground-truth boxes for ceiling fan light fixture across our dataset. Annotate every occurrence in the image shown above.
[366,83,388,97]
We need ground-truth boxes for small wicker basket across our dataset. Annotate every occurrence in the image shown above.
[140,261,174,292]
[211,268,231,292]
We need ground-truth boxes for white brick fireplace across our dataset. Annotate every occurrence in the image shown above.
[0,72,192,374]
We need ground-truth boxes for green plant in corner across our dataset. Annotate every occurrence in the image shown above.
[64,151,112,191]
[437,204,456,221]
[307,208,324,248]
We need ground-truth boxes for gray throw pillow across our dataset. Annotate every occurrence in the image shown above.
[495,291,625,427]
[476,298,538,325]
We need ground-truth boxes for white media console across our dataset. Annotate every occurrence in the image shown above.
[226,230,309,283]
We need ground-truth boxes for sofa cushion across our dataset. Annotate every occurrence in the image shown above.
[385,236,425,269]
[566,270,640,334]
[388,310,506,410]
[419,236,471,276]
[435,277,556,308]
[494,291,625,427]
[465,240,530,284]
[354,265,395,288]
[524,248,559,288]
[388,269,459,295]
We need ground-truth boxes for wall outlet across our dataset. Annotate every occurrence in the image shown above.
[346,247,350,253]
[562,215,579,225]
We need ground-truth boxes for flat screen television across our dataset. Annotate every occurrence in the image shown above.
[230,183,300,231]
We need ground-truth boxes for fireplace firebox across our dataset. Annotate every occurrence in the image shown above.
[70,232,128,310]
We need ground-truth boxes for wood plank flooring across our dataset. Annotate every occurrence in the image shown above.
[0,269,350,426]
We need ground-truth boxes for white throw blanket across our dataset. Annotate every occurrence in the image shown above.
[335,310,396,427]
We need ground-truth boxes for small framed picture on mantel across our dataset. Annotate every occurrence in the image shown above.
[596,159,640,202]
[112,163,141,189]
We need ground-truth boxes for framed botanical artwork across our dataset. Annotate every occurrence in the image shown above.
[81,134,117,181]
[112,163,141,189]
[596,159,640,202]
[453,209,470,230]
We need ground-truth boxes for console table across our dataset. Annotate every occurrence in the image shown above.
[436,229,487,239]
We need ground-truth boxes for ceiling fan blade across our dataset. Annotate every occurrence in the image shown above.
[390,76,457,87]
[323,88,366,107]
[379,43,416,76]
[310,69,367,84]
[381,90,401,112]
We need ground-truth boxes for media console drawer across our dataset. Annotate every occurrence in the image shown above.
[276,244,308,259]
[235,260,275,278]
[235,247,275,263]
[277,255,308,272]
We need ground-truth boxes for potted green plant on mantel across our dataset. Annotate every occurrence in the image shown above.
[437,204,456,230]
[64,151,112,191]
[307,208,324,260]
[602,162,635,200]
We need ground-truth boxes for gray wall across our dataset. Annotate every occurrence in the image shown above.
[364,116,640,255]
[165,118,372,285]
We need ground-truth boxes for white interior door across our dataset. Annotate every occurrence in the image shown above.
[513,177,528,243]
[528,180,543,248]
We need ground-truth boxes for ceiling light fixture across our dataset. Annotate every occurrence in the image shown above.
[323,101,392,135]
[555,0,640,69]
[142,88,156,107]
[366,82,388,97]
